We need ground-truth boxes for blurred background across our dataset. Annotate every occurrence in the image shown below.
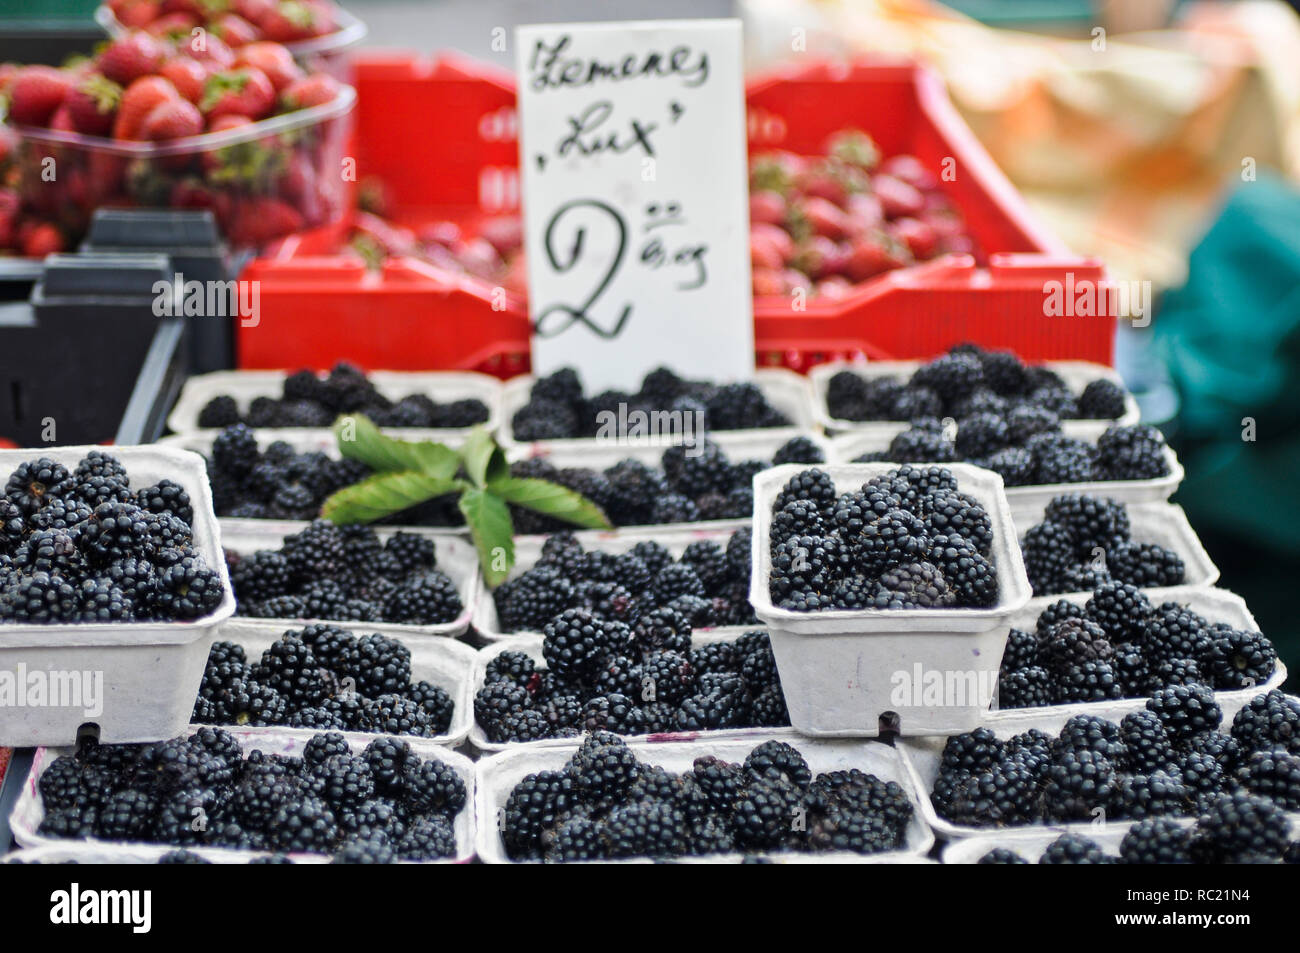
[4,0,1299,675]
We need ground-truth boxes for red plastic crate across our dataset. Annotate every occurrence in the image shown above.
[238,53,1114,375]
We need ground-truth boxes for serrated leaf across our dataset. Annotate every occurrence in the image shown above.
[321,470,466,525]
[333,414,460,478]
[459,487,515,587]
[488,476,612,529]
[459,425,508,488]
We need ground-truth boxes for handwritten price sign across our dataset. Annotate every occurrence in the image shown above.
[516,19,753,391]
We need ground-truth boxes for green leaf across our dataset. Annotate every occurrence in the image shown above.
[488,476,612,529]
[459,487,515,587]
[321,470,466,525]
[459,425,508,488]
[333,414,460,478]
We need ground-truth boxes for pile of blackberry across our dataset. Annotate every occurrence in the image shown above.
[502,733,914,861]
[36,729,464,862]
[998,583,1277,708]
[227,521,462,626]
[1021,494,1185,595]
[825,344,1127,424]
[197,362,489,430]
[855,422,1168,488]
[192,627,454,736]
[981,802,1300,864]
[933,690,1300,836]
[511,366,791,441]
[506,436,823,532]
[0,452,224,623]
[765,465,998,611]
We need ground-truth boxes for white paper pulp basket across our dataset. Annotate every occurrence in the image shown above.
[474,733,934,864]
[11,727,476,863]
[0,445,235,747]
[751,463,1032,737]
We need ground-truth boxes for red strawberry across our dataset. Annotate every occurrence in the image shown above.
[751,267,785,297]
[98,31,168,86]
[826,129,880,171]
[0,125,18,166]
[145,12,199,38]
[749,150,805,195]
[184,32,236,69]
[750,222,794,261]
[142,97,203,140]
[478,215,523,257]
[880,154,937,191]
[47,104,76,133]
[843,192,884,234]
[0,189,18,249]
[796,196,851,240]
[280,73,339,110]
[259,0,331,41]
[235,42,304,92]
[797,158,867,207]
[888,217,939,260]
[65,75,123,136]
[213,13,260,47]
[781,268,812,294]
[418,221,460,248]
[816,276,853,300]
[161,0,203,13]
[793,235,847,280]
[843,230,912,282]
[5,66,73,127]
[872,173,925,219]
[113,0,163,28]
[160,58,209,103]
[113,75,180,140]
[235,0,276,22]
[749,189,785,226]
[21,222,64,258]
[228,195,304,246]
[201,66,274,120]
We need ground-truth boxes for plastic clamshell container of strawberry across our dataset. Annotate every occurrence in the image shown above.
[11,84,356,250]
[474,733,935,864]
[828,433,1184,509]
[165,369,503,437]
[217,520,480,639]
[897,694,1269,842]
[809,359,1141,438]
[11,727,476,863]
[0,445,235,748]
[750,463,1032,737]
[207,618,478,747]
[987,586,1287,723]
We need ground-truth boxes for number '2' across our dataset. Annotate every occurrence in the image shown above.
[533,198,632,340]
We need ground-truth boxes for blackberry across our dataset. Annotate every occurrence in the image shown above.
[1183,730,1245,774]
[1108,541,1184,588]
[1039,833,1111,864]
[1241,748,1300,810]
[298,623,359,671]
[630,606,691,656]
[592,653,642,698]
[406,681,453,732]
[1002,628,1039,670]
[362,738,415,796]
[771,497,827,543]
[955,412,1010,458]
[1041,749,1117,821]
[1120,817,1194,864]
[650,563,706,604]
[13,529,84,577]
[1204,626,1277,691]
[940,728,1004,774]
[732,776,806,850]
[877,561,955,608]
[228,551,290,606]
[570,580,639,624]
[927,534,997,608]
[1140,604,1211,664]
[2,570,81,622]
[255,636,330,707]
[648,493,699,525]
[921,491,992,555]
[543,609,631,682]
[569,734,640,800]
[331,837,396,864]
[978,848,1029,864]
[1020,520,1075,595]
[76,577,133,623]
[301,732,350,768]
[1098,424,1169,480]
[1085,582,1153,644]
[1147,684,1222,741]
[663,443,734,498]
[198,394,242,428]
[772,436,825,466]
[850,508,929,575]
[287,707,349,731]
[497,707,553,742]
[1029,434,1098,484]
[1120,711,1176,773]
[397,815,457,860]
[744,740,812,788]
[76,502,152,566]
[339,632,410,697]
[211,424,260,479]
[96,789,157,841]
[1192,792,1291,862]
[751,685,790,726]
[603,799,686,859]
[674,686,746,731]
[4,457,72,516]
[402,758,466,815]
[1038,617,1112,675]
[688,641,736,677]
[610,553,653,595]
[1007,405,1061,444]
[1054,713,1122,758]
[886,426,957,464]
[705,381,788,429]
[773,469,837,512]
[382,572,463,625]
[579,694,645,734]
[1154,656,1204,687]
[887,386,943,420]
[602,460,666,525]
[1078,379,1126,419]
[910,352,983,403]
[155,557,224,619]
[1115,770,1190,819]
[1175,750,1227,810]
[282,520,347,585]
[998,666,1052,709]
[739,639,778,689]
[221,675,288,727]
[268,795,338,853]
[1045,494,1129,555]
[982,447,1036,487]
[1231,690,1300,755]
[641,651,696,705]
[360,695,435,737]
[496,566,574,633]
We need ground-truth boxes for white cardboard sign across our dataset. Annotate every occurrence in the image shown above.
[515,19,754,392]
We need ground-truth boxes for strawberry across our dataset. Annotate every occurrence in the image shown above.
[258,0,322,41]
[749,189,785,226]
[796,196,851,240]
[792,235,847,280]
[843,230,912,282]
[872,173,925,219]
[213,13,260,47]
[235,0,276,22]
[98,31,168,86]
[456,237,503,280]
[201,66,274,120]
[750,232,783,271]
[843,192,884,234]
[826,129,880,171]
[781,268,812,295]
[113,0,163,28]
[160,58,209,103]
[816,276,853,300]
[228,195,304,246]
[418,221,460,248]
[161,0,204,13]
[751,222,794,260]
[21,222,64,258]
[749,150,804,195]
[113,75,180,140]
[888,217,939,260]
[0,189,19,248]
[280,73,339,110]
[145,12,199,38]
[5,66,73,127]
[142,97,203,140]
[234,41,303,92]
[879,154,937,191]
[796,158,866,207]
[65,74,123,136]
[47,104,76,133]
[478,215,523,257]
[354,211,417,257]
[184,32,236,69]
[0,125,18,166]
[751,267,784,297]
